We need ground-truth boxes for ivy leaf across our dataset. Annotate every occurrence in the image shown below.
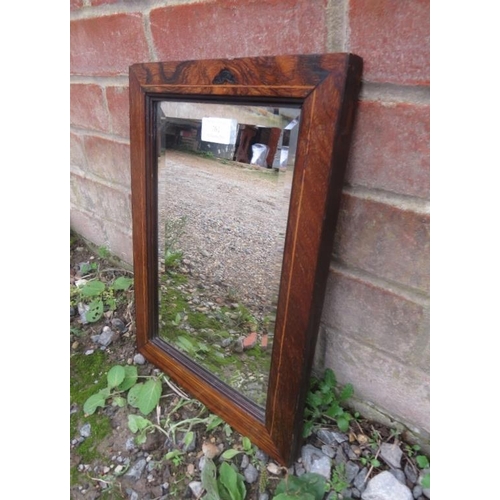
[86,299,103,323]
[118,366,138,391]
[83,393,106,415]
[112,276,133,291]
[137,379,162,415]
[127,382,143,408]
[107,365,126,389]
[80,280,105,297]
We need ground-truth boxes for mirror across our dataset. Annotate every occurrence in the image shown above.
[156,102,300,407]
[130,54,362,465]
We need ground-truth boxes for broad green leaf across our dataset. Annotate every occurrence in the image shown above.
[112,276,133,291]
[176,335,195,353]
[242,437,252,452]
[326,402,342,418]
[83,393,106,415]
[128,414,151,433]
[421,472,430,489]
[339,383,354,401]
[183,431,194,449]
[86,299,104,323]
[218,462,245,500]
[416,455,430,469]
[98,387,111,398]
[336,414,350,432]
[118,365,138,391]
[80,280,106,297]
[302,421,314,438]
[165,450,183,461]
[206,415,224,431]
[201,458,220,500]
[127,382,143,408]
[107,365,126,389]
[275,474,327,500]
[137,379,162,415]
[136,431,147,445]
[221,449,242,460]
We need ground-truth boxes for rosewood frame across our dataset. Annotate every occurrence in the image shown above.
[129,53,362,466]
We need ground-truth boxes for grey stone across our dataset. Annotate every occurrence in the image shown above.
[128,491,139,500]
[316,429,348,445]
[389,468,406,485]
[352,487,362,498]
[188,481,203,498]
[258,494,269,500]
[84,349,94,356]
[97,326,114,347]
[342,441,360,460]
[221,338,232,348]
[255,450,268,463]
[379,443,403,469]
[361,471,412,500]
[125,458,147,482]
[198,456,206,472]
[240,454,250,469]
[301,445,332,479]
[335,446,348,465]
[404,462,418,486]
[126,437,137,452]
[133,353,146,365]
[244,463,259,483]
[413,485,423,498]
[345,461,361,483]
[294,464,306,476]
[79,423,91,438]
[354,468,368,492]
[111,318,126,333]
[321,445,335,458]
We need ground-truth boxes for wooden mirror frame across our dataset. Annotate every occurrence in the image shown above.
[129,53,362,466]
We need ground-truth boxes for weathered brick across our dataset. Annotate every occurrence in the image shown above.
[71,14,149,76]
[71,84,109,132]
[348,0,429,84]
[90,0,121,5]
[322,269,429,364]
[70,173,132,228]
[333,194,429,292]
[106,86,130,138]
[346,101,430,199]
[70,208,107,247]
[70,0,84,10]
[324,329,430,433]
[150,0,328,61]
[84,136,131,187]
[104,223,133,265]
[70,133,87,169]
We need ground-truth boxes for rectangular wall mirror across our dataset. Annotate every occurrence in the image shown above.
[129,54,362,466]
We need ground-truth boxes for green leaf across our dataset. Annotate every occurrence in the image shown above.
[324,368,336,388]
[128,414,151,433]
[242,437,252,452]
[221,449,242,460]
[276,473,326,500]
[370,458,381,467]
[273,494,315,500]
[183,431,194,449]
[86,299,104,323]
[206,415,224,431]
[416,455,430,469]
[218,462,245,500]
[339,383,354,401]
[421,472,430,489]
[326,402,342,418]
[137,379,162,415]
[107,365,126,389]
[112,276,133,291]
[112,396,126,407]
[118,366,138,391]
[83,393,106,415]
[302,420,314,438]
[80,280,106,297]
[336,414,350,432]
[201,458,220,500]
[175,335,195,353]
[127,382,143,408]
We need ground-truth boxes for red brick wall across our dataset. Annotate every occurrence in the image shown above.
[70,0,430,442]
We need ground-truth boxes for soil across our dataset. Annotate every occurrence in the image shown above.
[70,232,429,500]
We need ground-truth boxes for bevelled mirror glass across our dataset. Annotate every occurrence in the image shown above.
[129,54,362,465]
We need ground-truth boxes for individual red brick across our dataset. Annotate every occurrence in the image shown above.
[84,136,131,187]
[71,14,149,76]
[71,84,109,132]
[70,133,87,169]
[348,0,429,84]
[70,0,84,10]
[346,101,430,199]
[71,174,132,228]
[106,86,130,138]
[322,268,429,363]
[150,0,328,61]
[333,194,429,292]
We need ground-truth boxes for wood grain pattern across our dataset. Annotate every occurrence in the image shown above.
[129,53,362,465]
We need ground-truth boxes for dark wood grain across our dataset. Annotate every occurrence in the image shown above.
[129,53,362,465]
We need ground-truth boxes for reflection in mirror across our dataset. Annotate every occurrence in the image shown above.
[156,102,301,407]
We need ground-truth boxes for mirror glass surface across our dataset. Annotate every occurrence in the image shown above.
[156,101,301,407]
